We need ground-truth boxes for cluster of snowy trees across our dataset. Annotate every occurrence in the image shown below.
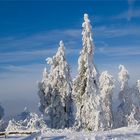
[38,13,140,131]
[114,66,140,128]
[0,13,139,133]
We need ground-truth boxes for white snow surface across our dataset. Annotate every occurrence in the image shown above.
[1,125,140,140]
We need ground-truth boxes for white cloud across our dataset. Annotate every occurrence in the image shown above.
[0,29,81,50]
[93,1,139,22]
[1,25,139,65]
[94,25,140,38]
[127,0,136,21]
[114,9,140,21]
[0,49,54,63]
[111,0,140,21]
[97,45,140,56]
[0,47,80,64]
[0,28,81,64]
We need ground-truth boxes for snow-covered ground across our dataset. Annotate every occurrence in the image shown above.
[1,125,140,140]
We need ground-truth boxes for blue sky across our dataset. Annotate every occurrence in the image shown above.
[0,0,140,118]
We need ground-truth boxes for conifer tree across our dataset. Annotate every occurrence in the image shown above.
[115,65,132,128]
[99,71,114,130]
[38,41,73,129]
[73,14,100,131]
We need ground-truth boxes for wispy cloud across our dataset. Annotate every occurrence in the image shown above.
[127,0,136,21]
[1,25,140,66]
[0,64,44,75]
[0,29,81,65]
[0,29,81,51]
[93,0,140,23]
[0,49,55,63]
[0,47,80,64]
[114,9,140,21]
[94,25,140,38]
[97,45,140,56]
[111,0,140,21]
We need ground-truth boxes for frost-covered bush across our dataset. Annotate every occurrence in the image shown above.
[6,108,46,132]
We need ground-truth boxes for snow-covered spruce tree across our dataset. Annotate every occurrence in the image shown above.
[127,80,140,126]
[135,80,140,106]
[127,104,139,126]
[114,65,132,128]
[133,80,140,104]
[38,41,73,129]
[72,14,100,131]
[98,71,114,130]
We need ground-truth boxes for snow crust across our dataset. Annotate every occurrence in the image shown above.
[1,125,140,140]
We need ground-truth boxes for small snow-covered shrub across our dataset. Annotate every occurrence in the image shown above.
[6,109,46,132]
